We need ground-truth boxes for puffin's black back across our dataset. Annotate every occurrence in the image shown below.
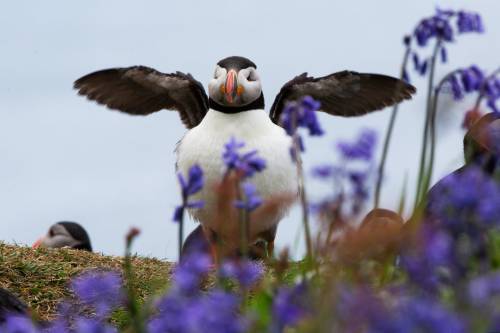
[0,288,28,323]
[57,221,92,252]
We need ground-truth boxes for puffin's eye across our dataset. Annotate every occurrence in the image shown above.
[247,69,258,82]
[49,228,55,237]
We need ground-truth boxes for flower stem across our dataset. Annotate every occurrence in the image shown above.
[374,46,412,208]
[423,69,463,196]
[414,39,442,209]
[178,201,185,261]
[124,230,145,333]
[293,134,313,260]
[237,181,249,258]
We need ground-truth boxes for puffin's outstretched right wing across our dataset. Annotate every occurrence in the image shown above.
[269,71,416,124]
[74,66,209,129]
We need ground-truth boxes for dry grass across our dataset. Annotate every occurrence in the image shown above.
[0,242,174,321]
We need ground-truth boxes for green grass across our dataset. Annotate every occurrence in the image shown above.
[0,242,173,321]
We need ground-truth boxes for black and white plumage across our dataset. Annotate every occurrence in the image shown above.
[74,56,416,258]
[33,221,92,251]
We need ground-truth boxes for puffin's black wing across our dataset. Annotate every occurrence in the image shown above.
[74,66,209,128]
[269,71,416,124]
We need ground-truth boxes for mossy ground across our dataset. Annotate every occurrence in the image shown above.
[0,242,173,322]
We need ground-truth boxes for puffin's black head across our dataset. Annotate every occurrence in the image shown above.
[208,56,264,112]
[33,221,92,252]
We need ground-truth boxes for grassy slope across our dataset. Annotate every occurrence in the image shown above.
[0,242,173,321]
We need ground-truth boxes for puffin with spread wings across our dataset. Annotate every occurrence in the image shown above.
[74,56,415,259]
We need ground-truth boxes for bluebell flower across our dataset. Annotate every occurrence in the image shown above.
[173,164,205,223]
[484,76,500,113]
[75,318,118,333]
[177,164,204,198]
[272,282,310,332]
[457,10,484,33]
[185,290,247,333]
[222,137,266,178]
[412,9,483,48]
[311,165,336,179]
[440,46,448,63]
[172,252,212,294]
[409,9,484,77]
[220,259,263,288]
[149,290,247,333]
[71,271,124,318]
[441,65,485,100]
[280,96,323,137]
[234,182,263,212]
[0,316,39,333]
[397,295,467,333]
[468,272,500,304]
[337,129,377,161]
[401,225,454,291]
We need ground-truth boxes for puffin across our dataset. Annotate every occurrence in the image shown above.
[74,56,415,259]
[32,221,92,251]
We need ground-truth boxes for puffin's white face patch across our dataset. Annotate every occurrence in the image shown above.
[40,223,82,249]
[208,65,227,102]
[238,67,262,104]
[208,65,262,106]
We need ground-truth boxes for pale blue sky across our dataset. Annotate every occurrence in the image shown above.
[1,0,499,260]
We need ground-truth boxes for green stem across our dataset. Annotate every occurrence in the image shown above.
[178,198,186,261]
[124,232,144,333]
[424,69,463,196]
[293,134,313,260]
[414,39,442,209]
[374,46,412,208]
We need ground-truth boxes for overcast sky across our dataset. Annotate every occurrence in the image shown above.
[1,0,499,260]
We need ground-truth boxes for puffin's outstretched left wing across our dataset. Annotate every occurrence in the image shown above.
[74,66,209,128]
[269,71,416,124]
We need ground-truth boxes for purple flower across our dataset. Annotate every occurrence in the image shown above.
[311,165,336,179]
[222,137,266,178]
[468,272,500,304]
[75,318,118,333]
[0,316,39,333]
[172,252,212,294]
[149,290,247,333]
[71,271,124,318]
[401,225,454,291]
[409,9,484,77]
[484,75,500,113]
[185,290,247,333]
[337,129,377,161]
[173,164,205,223]
[272,282,310,332]
[280,96,323,137]
[220,259,263,288]
[457,10,484,33]
[440,46,448,63]
[177,164,204,197]
[398,295,466,333]
[234,182,263,212]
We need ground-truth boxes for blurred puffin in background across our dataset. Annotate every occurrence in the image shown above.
[32,221,92,251]
[74,55,415,260]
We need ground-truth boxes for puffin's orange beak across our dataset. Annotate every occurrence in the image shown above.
[32,237,43,249]
[224,69,238,104]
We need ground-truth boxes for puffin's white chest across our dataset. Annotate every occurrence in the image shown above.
[176,109,297,234]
